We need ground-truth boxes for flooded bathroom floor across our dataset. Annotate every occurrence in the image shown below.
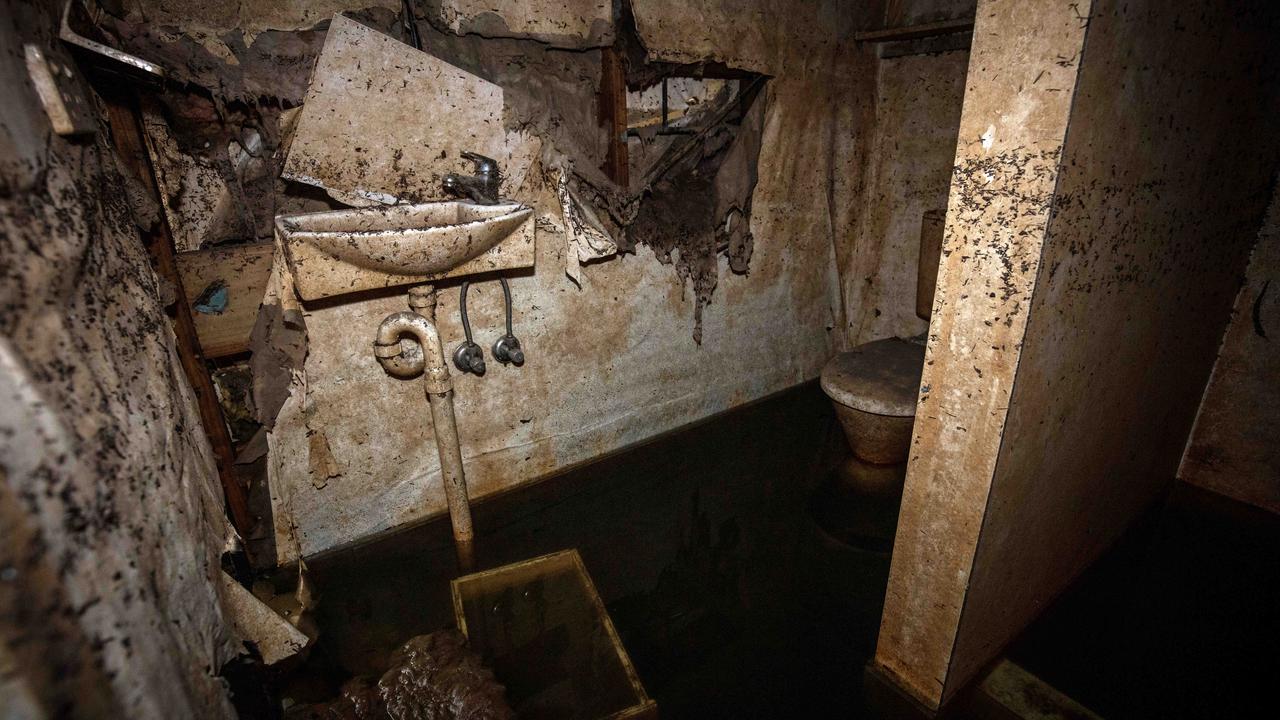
[1009,482,1280,719]
[278,383,891,718]
[252,387,1278,719]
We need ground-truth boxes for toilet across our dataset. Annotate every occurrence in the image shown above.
[820,209,943,468]
[820,337,925,465]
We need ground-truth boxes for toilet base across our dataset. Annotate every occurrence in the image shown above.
[833,403,913,465]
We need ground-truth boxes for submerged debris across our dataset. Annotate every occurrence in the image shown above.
[288,630,514,720]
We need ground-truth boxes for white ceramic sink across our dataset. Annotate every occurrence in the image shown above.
[277,201,534,301]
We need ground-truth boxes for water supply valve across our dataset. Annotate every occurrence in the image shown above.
[453,340,486,376]
[492,334,524,366]
[492,277,524,366]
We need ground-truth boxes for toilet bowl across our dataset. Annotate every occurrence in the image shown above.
[820,337,925,464]
[820,208,943,467]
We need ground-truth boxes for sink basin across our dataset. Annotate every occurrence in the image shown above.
[277,201,535,301]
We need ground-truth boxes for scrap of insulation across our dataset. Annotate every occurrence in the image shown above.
[217,571,309,666]
[557,169,618,284]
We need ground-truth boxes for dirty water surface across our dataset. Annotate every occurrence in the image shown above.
[266,385,895,719]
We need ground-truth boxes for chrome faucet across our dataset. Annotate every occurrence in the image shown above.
[443,151,502,205]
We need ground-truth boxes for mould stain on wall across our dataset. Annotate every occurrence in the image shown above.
[1,5,242,712]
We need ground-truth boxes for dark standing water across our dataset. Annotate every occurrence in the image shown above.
[263,384,1279,718]
[277,384,899,717]
[455,551,648,718]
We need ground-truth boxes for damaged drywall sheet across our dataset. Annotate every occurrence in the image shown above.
[0,12,240,713]
[283,14,540,206]
[266,3,867,561]
[427,0,614,49]
[141,108,272,250]
[876,0,1087,709]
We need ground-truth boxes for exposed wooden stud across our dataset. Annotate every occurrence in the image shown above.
[854,17,975,43]
[101,91,254,535]
[598,46,629,188]
[176,241,274,359]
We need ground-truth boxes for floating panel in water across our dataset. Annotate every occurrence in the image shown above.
[452,549,657,720]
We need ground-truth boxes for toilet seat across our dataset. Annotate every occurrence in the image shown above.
[820,337,925,418]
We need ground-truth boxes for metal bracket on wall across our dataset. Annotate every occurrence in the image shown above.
[60,0,166,80]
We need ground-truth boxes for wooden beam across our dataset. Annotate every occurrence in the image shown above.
[177,242,273,359]
[598,46,629,188]
[855,17,974,43]
[101,91,254,535]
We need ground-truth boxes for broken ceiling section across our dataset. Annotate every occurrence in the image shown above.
[425,0,614,49]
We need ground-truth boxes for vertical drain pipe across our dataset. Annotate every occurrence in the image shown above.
[373,285,476,572]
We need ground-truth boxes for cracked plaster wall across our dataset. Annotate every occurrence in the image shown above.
[1,3,241,717]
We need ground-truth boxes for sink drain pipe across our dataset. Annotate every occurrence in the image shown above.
[373,285,475,572]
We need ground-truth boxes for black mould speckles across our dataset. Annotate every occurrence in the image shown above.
[946,146,1063,326]
[3,113,238,711]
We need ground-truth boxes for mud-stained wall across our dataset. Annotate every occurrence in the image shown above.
[0,3,240,717]
[1180,185,1280,514]
[875,0,1085,706]
[840,49,969,345]
[950,0,1280,697]
[878,0,1280,709]
[427,0,613,48]
[255,0,883,561]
